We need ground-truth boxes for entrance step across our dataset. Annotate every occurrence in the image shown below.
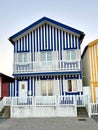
[77,107,88,117]
[0,106,10,118]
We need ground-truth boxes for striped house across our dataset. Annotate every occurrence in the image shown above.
[8,17,85,117]
[9,17,85,98]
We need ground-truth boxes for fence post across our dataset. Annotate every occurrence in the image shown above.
[87,95,91,117]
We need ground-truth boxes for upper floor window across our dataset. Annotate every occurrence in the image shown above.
[66,51,76,60]
[18,53,27,62]
[41,52,52,62]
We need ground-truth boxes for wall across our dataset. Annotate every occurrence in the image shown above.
[11,105,77,118]
[82,48,90,86]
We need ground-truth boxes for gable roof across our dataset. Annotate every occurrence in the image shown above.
[9,17,85,44]
[0,73,14,81]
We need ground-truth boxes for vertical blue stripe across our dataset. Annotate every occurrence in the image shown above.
[51,26,53,50]
[20,38,21,51]
[28,78,29,96]
[57,29,59,51]
[28,33,29,52]
[34,77,36,96]
[75,36,77,49]
[31,77,33,96]
[69,34,71,48]
[17,40,18,52]
[17,80,18,97]
[25,35,27,51]
[48,25,50,50]
[36,29,38,52]
[22,37,24,51]
[39,27,41,51]
[78,38,80,49]
[54,28,56,51]
[60,30,62,60]
[33,31,35,61]
[72,35,74,48]
[66,32,68,49]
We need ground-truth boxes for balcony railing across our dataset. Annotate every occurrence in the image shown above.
[13,60,80,74]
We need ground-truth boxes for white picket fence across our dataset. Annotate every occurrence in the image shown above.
[89,103,98,117]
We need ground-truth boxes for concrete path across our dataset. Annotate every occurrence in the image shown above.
[0,117,98,130]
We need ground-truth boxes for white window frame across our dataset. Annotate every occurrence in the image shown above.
[18,53,27,62]
[41,52,52,62]
[66,50,76,61]
[68,80,77,92]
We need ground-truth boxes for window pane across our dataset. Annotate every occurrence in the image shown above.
[18,54,22,62]
[48,81,53,96]
[47,52,52,61]
[72,80,77,91]
[68,80,72,91]
[66,51,70,60]
[41,53,46,61]
[71,51,76,60]
[24,53,27,62]
[42,81,46,96]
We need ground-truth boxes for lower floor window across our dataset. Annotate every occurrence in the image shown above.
[42,80,53,96]
[68,80,77,92]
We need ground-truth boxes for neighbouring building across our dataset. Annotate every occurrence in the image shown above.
[9,17,85,117]
[82,39,98,103]
[0,73,14,99]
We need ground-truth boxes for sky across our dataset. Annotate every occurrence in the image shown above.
[0,0,98,77]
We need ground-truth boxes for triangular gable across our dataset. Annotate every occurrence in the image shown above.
[9,17,85,43]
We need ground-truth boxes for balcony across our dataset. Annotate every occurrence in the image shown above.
[13,60,80,74]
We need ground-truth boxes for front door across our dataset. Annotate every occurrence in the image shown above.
[19,81,27,103]
[96,87,98,103]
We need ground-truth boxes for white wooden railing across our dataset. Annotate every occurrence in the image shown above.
[0,95,90,112]
[89,103,98,117]
[10,95,87,107]
[13,60,80,73]
[0,97,12,112]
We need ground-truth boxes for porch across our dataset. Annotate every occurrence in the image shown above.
[0,95,90,118]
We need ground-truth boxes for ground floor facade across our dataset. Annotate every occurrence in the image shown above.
[11,73,83,98]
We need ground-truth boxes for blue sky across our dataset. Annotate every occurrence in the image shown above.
[0,0,98,76]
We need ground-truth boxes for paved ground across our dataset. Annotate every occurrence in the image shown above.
[0,117,98,130]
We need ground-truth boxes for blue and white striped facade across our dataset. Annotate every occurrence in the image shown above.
[9,17,85,97]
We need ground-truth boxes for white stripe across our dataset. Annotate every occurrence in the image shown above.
[46,24,48,50]
[49,26,51,49]
[41,26,43,50]
[27,34,28,51]
[33,77,34,96]
[43,25,45,49]
[70,34,73,48]
[15,79,17,97]
[24,36,26,51]
[52,27,54,51]
[61,31,63,50]
[58,30,60,60]
[67,33,69,48]
[74,35,76,48]
[55,28,57,51]
[64,32,66,48]
[38,28,40,51]
[32,31,34,61]
[29,33,31,52]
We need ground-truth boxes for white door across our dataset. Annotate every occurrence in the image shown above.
[19,81,27,103]
[96,87,98,103]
